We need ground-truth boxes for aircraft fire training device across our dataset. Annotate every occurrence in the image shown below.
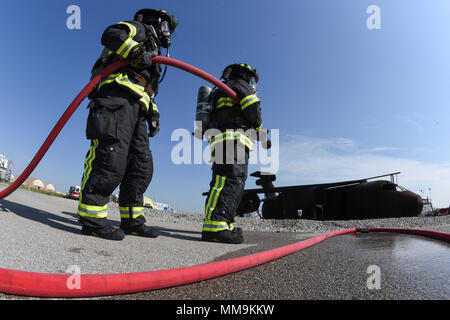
[204,172,424,220]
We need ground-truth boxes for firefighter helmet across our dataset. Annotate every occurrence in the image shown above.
[221,63,259,83]
[134,9,178,32]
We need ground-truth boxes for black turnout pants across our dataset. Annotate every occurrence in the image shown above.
[77,86,153,229]
[203,142,249,232]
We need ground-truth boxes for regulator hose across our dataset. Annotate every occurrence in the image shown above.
[0,57,238,200]
[0,227,448,297]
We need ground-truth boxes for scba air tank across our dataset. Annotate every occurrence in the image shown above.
[194,85,212,139]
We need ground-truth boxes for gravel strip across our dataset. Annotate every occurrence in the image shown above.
[108,202,450,234]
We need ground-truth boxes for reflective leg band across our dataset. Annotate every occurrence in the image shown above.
[120,206,145,219]
[204,175,226,221]
[77,203,108,219]
[202,220,230,232]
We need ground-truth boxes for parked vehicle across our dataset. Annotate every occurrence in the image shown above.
[144,196,155,209]
[0,154,11,182]
[68,186,80,200]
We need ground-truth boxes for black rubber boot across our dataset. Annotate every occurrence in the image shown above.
[202,229,244,244]
[122,224,160,238]
[82,225,125,241]
[230,226,243,236]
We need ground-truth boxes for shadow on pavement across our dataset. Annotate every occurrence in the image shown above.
[158,227,203,242]
[0,199,81,235]
[0,199,205,242]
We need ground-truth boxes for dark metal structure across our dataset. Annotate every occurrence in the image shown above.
[226,172,423,220]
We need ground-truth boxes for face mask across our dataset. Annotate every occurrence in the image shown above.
[160,21,171,48]
[160,21,170,37]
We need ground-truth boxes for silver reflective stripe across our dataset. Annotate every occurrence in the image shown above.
[118,21,137,38]
[240,94,260,110]
[202,221,229,232]
[77,206,108,217]
[116,39,138,58]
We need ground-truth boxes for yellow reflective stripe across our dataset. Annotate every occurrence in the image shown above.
[120,213,145,219]
[209,176,226,220]
[119,206,144,212]
[205,175,226,220]
[202,220,229,232]
[78,210,108,219]
[204,175,220,219]
[255,124,262,132]
[113,22,138,59]
[209,132,254,151]
[120,206,145,219]
[79,203,108,212]
[98,73,153,112]
[240,63,253,70]
[116,38,139,59]
[81,139,98,191]
[217,97,234,109]
[151,100,158,113]
[115,74,150,111]
[99,73,150,111]
[210,137,252,150]
[77,203,108,219]
[240,94,260,110]
[118,21,137,39]
[98,73,119,90]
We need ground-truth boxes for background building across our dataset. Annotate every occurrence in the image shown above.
[44,184,55,192]
[23,178,45,190]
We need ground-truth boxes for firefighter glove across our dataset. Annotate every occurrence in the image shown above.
[262,138,272,150]
[147,112,160,137]
[257,129,272,150]
[129,46,153,70]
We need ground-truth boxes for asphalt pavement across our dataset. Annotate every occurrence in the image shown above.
[0,184,448,300]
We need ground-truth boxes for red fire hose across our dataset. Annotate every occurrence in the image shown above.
[0,227,448,297]
[0,56,238,200]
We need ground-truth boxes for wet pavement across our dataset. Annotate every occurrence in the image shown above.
[108,232,449,300]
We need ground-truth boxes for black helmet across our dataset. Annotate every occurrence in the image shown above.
[134,9,177,32]
[134,9,178,48]
[221,63,259,83]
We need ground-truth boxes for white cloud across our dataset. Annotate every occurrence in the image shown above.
[275,135,450,208]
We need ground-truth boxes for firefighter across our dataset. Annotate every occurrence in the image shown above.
[202,63,267,244]
[77,9,177,240]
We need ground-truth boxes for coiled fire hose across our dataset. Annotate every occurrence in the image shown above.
[0,57,448,298]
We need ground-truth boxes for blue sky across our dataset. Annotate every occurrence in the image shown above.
[1,0,450,212]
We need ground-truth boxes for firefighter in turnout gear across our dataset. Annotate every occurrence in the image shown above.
[77,9,177,240]
[202,64,264,244]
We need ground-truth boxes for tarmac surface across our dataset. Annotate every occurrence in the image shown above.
[0,184,449,300]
